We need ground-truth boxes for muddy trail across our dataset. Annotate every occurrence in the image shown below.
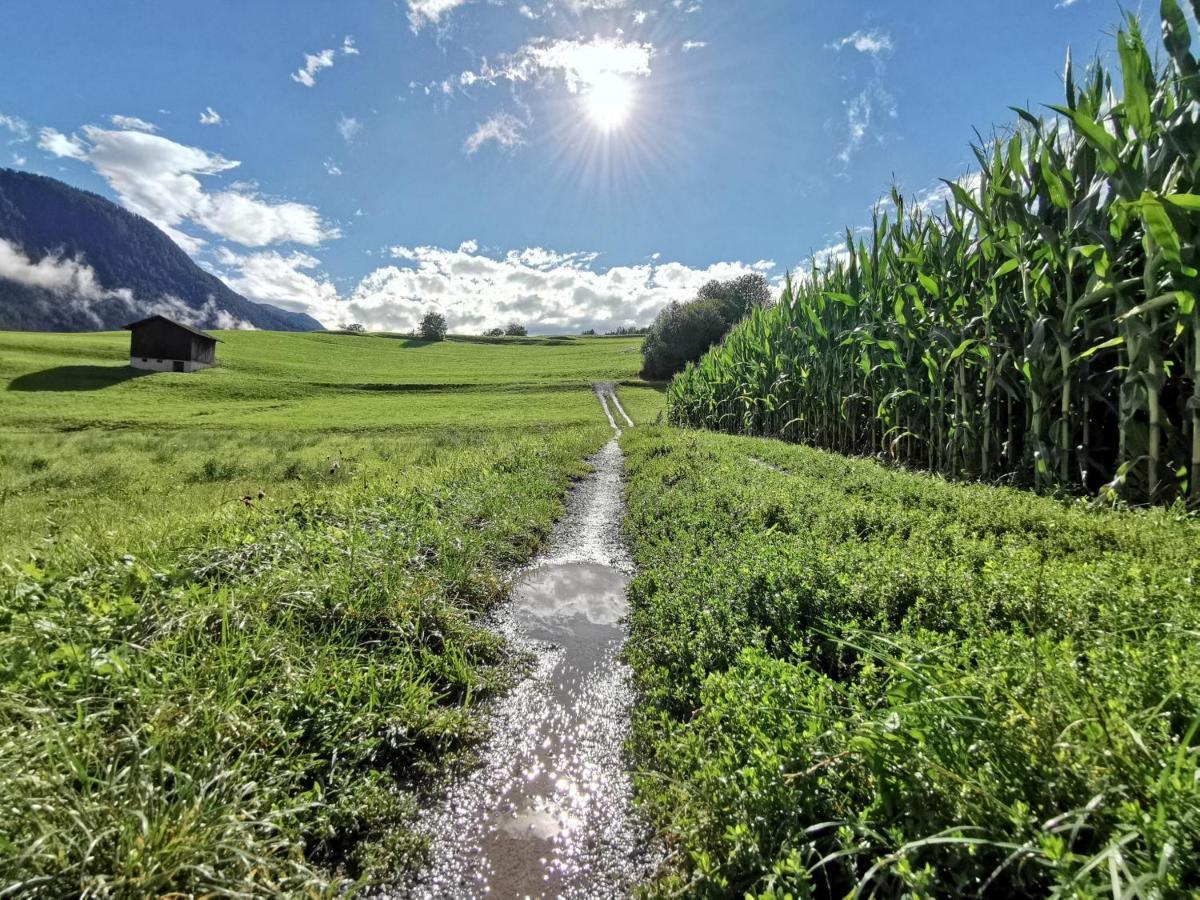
[401,382,652,899]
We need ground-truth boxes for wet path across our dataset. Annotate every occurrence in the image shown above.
[404,385,651,899]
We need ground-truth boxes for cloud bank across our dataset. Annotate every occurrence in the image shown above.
[0,237,252,329]
[217,240,775,333]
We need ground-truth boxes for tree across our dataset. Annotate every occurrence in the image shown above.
[342,323,366,334]
[696,273,773,322]
[418,311,448,341]
[640,300,729,380]
[504,322,528,336]
[640,273,773,380]
[483,327,505,337]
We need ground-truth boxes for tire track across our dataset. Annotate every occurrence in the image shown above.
[594,382,634,430]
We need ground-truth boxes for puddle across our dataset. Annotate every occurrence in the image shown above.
[401,428,656,899]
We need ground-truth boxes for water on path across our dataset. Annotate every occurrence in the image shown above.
[404,389,651,899]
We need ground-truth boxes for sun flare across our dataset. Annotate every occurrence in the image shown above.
[583,74,634,131]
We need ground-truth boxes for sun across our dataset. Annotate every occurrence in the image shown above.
[584,74,634,131]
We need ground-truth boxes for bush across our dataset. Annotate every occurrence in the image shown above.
[503,322,527,337]
[418,311,447,342]
[641,273,771,380]
[622,425,1200,897]
[640,300,729,381]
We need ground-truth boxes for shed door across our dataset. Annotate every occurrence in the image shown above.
[172,360,185,372]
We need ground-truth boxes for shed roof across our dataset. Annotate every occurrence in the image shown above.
[122,315,222,343]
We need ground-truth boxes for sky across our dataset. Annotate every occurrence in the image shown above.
[0,0,1127,333]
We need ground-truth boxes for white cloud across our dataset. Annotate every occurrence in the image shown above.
[109,114,159,133]
[681,40,707,52]
[292,48,336,87]
[838,83,896,164]
[0,238,111,299]
[199,106,222,126]
[38,127,88,160]
[39,124,337,251]
[0,113,30,143]
[559,0,632,11]
[464,113,526,154]
[0,237,253,329]
[12,154,26,166]
[291,35,359,86]
[408,0,472,30]
[324,159,343,176]
[143,295,256,330]
[337,115,362,142]
[459,35,653,94]
[352,243,771,332]
[828,29,893,55]
[827,27,897,166]
[213,240,773,333]
[215,247,340,323]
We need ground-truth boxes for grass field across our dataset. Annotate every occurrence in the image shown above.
[0,330,662,894]
[620,426,1200,897]
[0,330,661,558]
[6,326,1198,897]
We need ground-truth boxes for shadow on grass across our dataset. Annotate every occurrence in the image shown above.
[619,378,669,394]
[449,334,578,346]
[370,335,440,348]
[8,365,154,392]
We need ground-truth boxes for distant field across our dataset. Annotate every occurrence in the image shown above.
[0,329,663,557]
[1,329,653,428]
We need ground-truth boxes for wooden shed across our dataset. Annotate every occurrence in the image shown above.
[123,315,220,372]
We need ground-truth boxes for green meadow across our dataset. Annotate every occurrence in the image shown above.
[0,330,661,895]
[0,330,660,558]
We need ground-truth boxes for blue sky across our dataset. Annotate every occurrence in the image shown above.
[0,0,1125,331]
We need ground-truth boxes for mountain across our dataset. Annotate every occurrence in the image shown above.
[0,169,322,332]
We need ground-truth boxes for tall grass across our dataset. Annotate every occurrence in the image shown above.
[669,3,1200,504]
[0,426,609,894]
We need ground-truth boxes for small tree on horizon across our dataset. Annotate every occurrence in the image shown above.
[418,311,448,341]
[342,323,366,334]
[504,322,528,337]
[483,327,505,337]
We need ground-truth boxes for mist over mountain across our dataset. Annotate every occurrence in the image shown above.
[0,169,322,332]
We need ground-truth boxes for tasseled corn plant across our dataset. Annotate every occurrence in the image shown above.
[670,2,1200,505]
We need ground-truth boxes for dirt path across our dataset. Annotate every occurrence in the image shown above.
[403,385,652,898]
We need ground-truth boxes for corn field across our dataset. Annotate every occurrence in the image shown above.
[669,4,1200,505]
